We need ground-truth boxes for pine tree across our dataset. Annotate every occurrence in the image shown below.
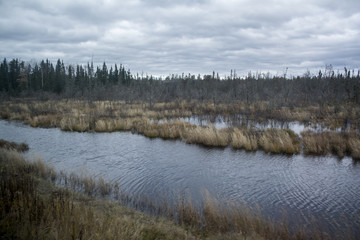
[55,59,64,93]
[0,58,9,91]
[109,66,114,84]
[114,64,119,84]
[101,62,108,85]
[31,64,42,91]
[9,59,20,92]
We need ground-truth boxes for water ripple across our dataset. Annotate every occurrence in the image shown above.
[1,120,360,236]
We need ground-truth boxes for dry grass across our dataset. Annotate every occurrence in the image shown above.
[1,99,359,130]
[60,116,90,132]
[0,102,303,154]
[29,114,61,128]
[0,139,29,152]
[0,148,198,240]
[348,138,360,159]
[231,128,258,151]
[259,129,300,154]
[174,191,336,240]
[231,128,300,154]
[184,126,230,147]
[1,99,359,157]
[1,146,352,240]
[302,131,360,159]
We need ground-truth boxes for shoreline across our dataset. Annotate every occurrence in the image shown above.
[0,142,346,239]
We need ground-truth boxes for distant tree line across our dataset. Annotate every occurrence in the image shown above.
[0,58,131,95]
[1,58,359,106]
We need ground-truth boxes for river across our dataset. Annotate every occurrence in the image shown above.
[0,120,359,237]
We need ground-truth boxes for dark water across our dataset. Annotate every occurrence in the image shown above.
[1,120,359,236]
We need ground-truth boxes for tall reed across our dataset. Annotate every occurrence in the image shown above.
[302,131,360,159]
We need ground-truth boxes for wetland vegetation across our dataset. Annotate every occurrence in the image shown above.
[1,58,360,238]
[1,99,359,159]
[1,139,350,239]
[1,58,360,158]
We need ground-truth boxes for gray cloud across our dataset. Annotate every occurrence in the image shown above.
[0,0,359,77]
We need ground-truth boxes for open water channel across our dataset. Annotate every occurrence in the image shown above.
[1,120,359,237]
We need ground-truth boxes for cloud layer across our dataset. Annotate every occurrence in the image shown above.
[1,0,359,77]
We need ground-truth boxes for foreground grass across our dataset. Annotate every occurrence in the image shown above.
[0,141,341,240]
[0,148,200,240]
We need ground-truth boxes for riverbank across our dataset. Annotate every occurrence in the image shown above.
[0,99,359,159]
[0,141,340,239]
[0,148,199,239]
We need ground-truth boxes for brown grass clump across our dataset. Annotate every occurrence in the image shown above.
[97,176,112,197]
[91,117,148,132]
[184,126,230,147]
[83,175,96,195]
[302,131,360,159]
[94,119,108,132]
[174,191,335,240]
[28,114,61,128]
[112,118,135,131]
[231,128,300,154]
[348,138,360,159]
[0,139,29,152]
[176,197,202,228]
[158,121,191,139]
[259,129,300,154]
[231,128,258,151]
[60,117,90,132]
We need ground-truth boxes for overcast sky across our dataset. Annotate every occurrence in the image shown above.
[1,0,359,77]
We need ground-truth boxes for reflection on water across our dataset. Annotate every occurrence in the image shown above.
[0,120,359,236]
[172,115,352,134]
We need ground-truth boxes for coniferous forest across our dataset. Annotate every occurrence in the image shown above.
[1,58,360,106]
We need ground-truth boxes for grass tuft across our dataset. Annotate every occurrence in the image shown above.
[301,131,360,160]
[231,128,300,154]
[0,139,29,152]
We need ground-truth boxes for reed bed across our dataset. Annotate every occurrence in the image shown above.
[60,116,90,132]
[1,146,342,240]
[301,131,360,159]
[1,99,359,157]
[1,99,359,129]
[231,128,300,154]
[60,115,301,154]
[184,126,230,147]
